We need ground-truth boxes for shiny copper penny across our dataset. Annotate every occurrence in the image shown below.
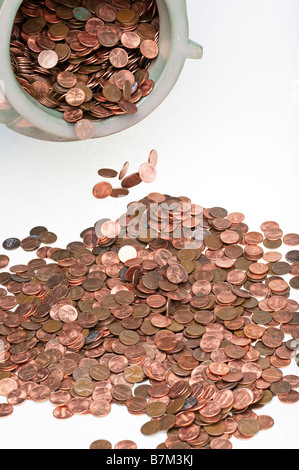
[121,32,140,49]
[29,385,51,402]
[75,119,95,140]
[283,233,299,246]
[63,108,84,123]
[92,182,113,199]
[89,400,111,417]
[0,378,18,397]
[38,50,58,69]
[53,406,74,420]
[65,88,85,107]
[109,48,129,68]
[278,390,299,404]
[139,162,157,183]
[257,415,274,430]
[50,391,71,406]
[114,440,137,449]
[7,388,27,406]
[140,40,159,59]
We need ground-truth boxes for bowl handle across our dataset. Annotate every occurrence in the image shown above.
[186,40,203,60]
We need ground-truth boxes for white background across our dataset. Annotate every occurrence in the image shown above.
[0,0,298,449]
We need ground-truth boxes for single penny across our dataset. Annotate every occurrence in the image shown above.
[92,182,113,199]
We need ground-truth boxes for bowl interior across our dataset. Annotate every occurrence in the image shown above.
[4,0,187,141]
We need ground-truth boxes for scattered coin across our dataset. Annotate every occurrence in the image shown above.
[114,440,137,449]
[2,238,20,251]
[90,439,112,450]
[75,120,95,140]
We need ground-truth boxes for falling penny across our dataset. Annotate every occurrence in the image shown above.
[92,182,113,199]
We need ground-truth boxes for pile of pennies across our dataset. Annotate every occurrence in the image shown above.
[0,193,298,450]
[10,0,159,140]
[93,148,158,199]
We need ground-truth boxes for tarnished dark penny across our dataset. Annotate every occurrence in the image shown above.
[286,250,299,263]
[238,418,260,437]
[2,238,20,251]
[141,420,162,436]
[121,173,142,189]
[145,401,167,418]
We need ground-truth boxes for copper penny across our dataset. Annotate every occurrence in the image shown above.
[92,182,113,199]
[0,404,14,418]
[38,50,58,69]
[139,162,157,183]
[114,440,137,449]
[89,400,111,417]
[140,39,159,59]
[109,48,129,68]
[90,439,112,450]
[75,120,95,140]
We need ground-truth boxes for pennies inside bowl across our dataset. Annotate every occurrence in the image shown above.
[10,0,160,139]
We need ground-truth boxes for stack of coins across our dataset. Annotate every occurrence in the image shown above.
[0,193,298,449]
[10,0,159,139]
